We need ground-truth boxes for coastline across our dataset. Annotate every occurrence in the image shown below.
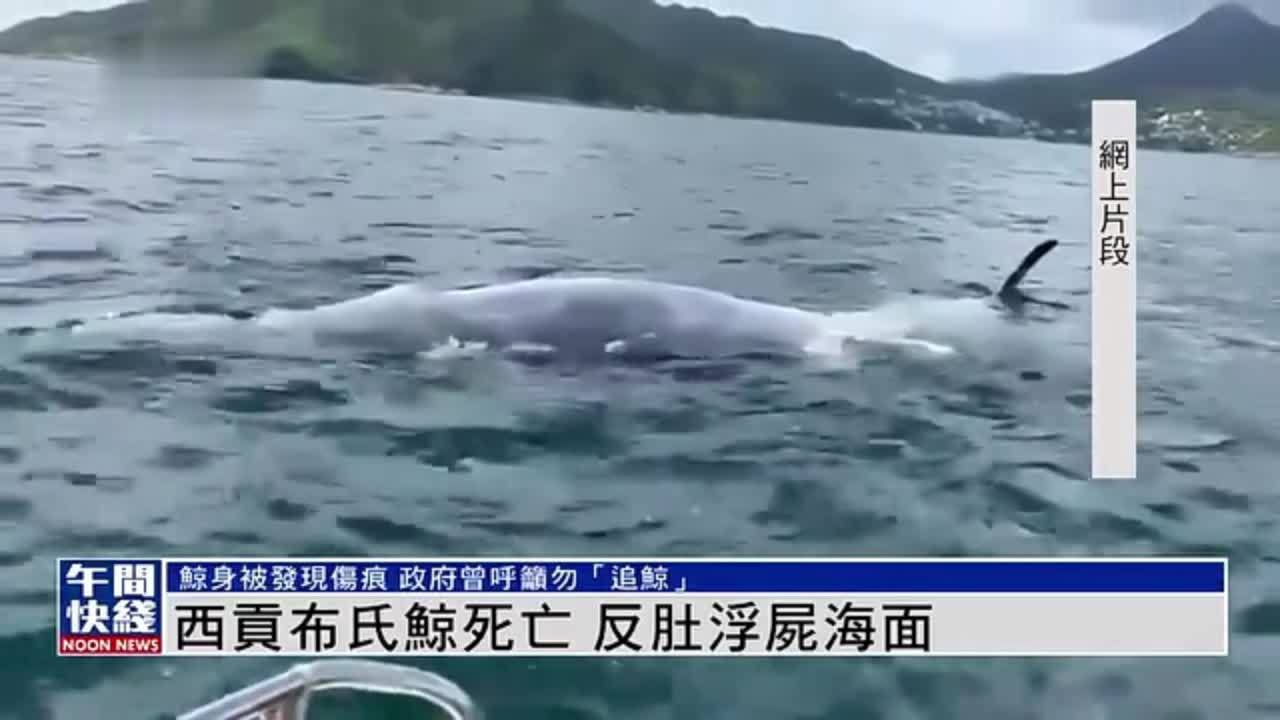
[1,51,1274,160]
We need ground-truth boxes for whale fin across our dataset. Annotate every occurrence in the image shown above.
[997,239,1059,312]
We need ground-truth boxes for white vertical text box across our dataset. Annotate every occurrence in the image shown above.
[1091,100,1137,479]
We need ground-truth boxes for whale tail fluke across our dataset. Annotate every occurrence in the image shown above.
[997,239,1066,312]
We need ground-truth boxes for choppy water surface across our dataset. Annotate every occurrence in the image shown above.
[2,56,1280,719]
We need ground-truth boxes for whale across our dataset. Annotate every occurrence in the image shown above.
[60,240,1063,364]
[245,239,1064,361]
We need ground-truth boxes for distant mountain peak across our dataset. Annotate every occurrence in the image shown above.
[1195,2,1268,27]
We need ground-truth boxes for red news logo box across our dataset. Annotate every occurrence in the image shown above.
[58,560,163,657]
[59,635,162,655]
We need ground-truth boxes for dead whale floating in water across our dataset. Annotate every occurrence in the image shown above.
[63,240,1064,364]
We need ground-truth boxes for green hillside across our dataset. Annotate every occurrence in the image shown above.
[0,0,914,128]
[2,0,1279,151]
[0,0,730,108]
[565,0,941,103]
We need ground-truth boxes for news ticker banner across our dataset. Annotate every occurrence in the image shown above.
[58,558,1227,658]
[1092,99,1137,480]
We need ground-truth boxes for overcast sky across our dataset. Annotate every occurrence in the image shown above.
[3,0,1278,80]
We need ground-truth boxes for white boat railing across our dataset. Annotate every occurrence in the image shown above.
[177,659,482,720]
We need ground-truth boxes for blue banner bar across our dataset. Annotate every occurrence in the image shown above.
[164,559,1225,594]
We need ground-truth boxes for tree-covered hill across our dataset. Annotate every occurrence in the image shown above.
[2,0,1279,149]
[0,0,920,129]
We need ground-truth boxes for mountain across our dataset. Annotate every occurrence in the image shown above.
[0,0,721,104]
[964,3,1280,128]
[1085,4,1280,95]
[0,0,931,130]
[564,0,945,127]
[564,0,941,99]
[0,0,1276,148]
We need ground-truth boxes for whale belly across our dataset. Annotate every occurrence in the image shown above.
[434,278,823,359]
